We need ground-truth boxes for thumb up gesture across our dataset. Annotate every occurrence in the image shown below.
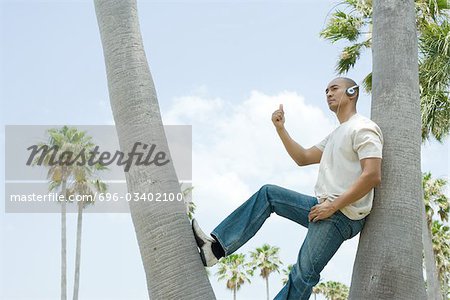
[271,104,285,129]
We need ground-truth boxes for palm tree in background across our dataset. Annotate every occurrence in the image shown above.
[94,0,215,297]
[313,281,349,300]
[419,19,450,142]
[68,168,107,300]
[423,172,449,225]
[422,172,450,299]
[430,220,450,299]
[249,244,283,300]
[348,0,427,298]
[320,0,450,142]
[33,126,95,300]
[216,254,254,300]
[181,184,196,220]
[281,264,293,286]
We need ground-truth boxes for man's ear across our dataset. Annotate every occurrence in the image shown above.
[349,92,358,102]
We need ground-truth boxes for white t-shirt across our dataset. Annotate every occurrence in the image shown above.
[314,113,383,220]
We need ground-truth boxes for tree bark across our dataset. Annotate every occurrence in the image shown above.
[94,1,215,299]
[349,0,427,299]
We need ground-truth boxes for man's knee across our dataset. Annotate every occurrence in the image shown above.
[257,184,278,212]
[259,183,278,194]
[259,184,279,202]
[290,262,320,289]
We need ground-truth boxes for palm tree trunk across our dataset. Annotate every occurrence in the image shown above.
[422,186,442,300]
[349,0,427,299]
[73,202,83,300]
[233,286,236,300]
[94,1,215,298]
[61,179,67,300]
[266,276,269,300]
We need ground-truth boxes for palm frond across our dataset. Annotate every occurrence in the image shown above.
[336,39,371,74]
[320,10,365,43]
[362,72,372,93]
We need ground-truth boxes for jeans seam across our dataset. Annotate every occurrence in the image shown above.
[297,220,334,297]
[225,200,271,255]
[335,218,350,240]
[272,199,313,228]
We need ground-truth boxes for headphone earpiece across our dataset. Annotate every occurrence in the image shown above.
[346,85,359,97]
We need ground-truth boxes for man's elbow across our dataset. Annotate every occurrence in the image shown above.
[365,172,381,187]
[373,175,382,187]
[297,158,314,167]
[295,155,307,166]
[296,159,306,167]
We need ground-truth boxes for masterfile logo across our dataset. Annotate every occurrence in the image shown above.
[4,125,192,213]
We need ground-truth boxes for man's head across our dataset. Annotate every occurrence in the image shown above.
[325,77,359,114]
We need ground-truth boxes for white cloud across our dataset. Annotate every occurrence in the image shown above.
[164,88,334,213]
[163,94,226,126]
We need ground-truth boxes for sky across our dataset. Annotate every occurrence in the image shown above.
[1,1,449,300]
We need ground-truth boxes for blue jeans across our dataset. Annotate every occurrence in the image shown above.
[211,184,366,300]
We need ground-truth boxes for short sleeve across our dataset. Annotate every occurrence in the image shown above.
[353,124,383,160]
[314,134,330,152]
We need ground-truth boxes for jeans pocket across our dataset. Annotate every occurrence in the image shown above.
[348,218,365,239]
[334,210,366,240]
[332,212,352,240]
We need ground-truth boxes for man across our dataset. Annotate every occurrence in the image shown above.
[192,77,383,299]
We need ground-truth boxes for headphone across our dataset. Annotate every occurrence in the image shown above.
[346,85,359,96]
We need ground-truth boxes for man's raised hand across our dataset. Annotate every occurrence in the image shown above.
[272,104,285,129]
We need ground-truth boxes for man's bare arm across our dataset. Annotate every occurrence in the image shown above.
[272,104,322,166]
[276,128,322,166]
[308,157,382,222]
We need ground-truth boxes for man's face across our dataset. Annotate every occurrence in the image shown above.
[325,78,351,113]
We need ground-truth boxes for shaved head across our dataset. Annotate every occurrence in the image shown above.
[328,77,360,102]
[337,77,358,89]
